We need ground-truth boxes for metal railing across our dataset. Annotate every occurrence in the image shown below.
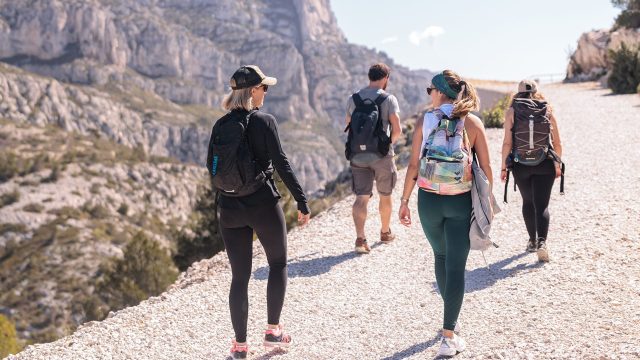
[526,73,566,84]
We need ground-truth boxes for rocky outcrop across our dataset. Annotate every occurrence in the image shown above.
[0,0,433,192]
[566,28,640,82]
[0,64,211,164]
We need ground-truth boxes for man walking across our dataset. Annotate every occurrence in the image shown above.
[345,63,402,254]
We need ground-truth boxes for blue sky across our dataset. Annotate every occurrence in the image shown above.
[330,1,620,81]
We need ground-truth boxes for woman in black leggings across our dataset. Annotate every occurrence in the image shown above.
[215,66,310,359]
[501,80,562,262]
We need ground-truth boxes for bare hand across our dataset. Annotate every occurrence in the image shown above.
[399,204,411,227]
[555,164,562,178]
[298,211,310,226]
[500,170,508,183]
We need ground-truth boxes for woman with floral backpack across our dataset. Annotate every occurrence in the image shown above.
[398,70,494,357]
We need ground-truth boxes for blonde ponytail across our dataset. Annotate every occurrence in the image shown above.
[441,69,479,118]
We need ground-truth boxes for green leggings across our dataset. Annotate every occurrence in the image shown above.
[418,189,471,331]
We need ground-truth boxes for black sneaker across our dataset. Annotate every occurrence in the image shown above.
[537,238,550,262]
[526,238,537,253]
[263,324,291,349]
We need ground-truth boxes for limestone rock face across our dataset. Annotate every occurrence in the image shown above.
[566,28,640,82]
[0,0,433,191]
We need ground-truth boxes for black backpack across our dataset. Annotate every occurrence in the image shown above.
[504,98,565,203]
[206,110,266,197]
[344,93,391,160]
[510,98,552,166]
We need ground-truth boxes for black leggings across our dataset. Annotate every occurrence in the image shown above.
[512,159,556,241]
[219,202,287,343]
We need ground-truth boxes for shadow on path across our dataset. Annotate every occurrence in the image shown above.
[466,252,545,293]
[430,252,544,295]
[379,335,440,360]
[253,348,287,360]
[253,243,382,280]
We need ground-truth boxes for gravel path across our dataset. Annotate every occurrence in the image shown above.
[8,83,640,360]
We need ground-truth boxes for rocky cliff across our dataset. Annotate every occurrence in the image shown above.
[0,0,433,192]
[566,28,640,82]
[0,117,207,343]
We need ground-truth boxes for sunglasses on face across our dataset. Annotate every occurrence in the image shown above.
[426,86,436,95]
[260,84,268,92]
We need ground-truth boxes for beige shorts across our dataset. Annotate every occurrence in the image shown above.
[351,155,397,196]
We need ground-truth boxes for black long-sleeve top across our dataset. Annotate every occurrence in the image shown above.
[218,109,310,215]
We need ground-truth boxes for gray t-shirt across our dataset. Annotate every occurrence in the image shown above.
[346,87,400,165]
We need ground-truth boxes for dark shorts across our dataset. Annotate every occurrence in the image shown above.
[351,155,397,196]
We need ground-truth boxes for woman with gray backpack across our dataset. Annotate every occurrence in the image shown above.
[501,79,564,263]
[398,70,494,357]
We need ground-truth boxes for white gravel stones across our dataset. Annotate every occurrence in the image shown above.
[8,82,640,359]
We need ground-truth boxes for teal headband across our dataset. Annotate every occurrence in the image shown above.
[432,73,460,99]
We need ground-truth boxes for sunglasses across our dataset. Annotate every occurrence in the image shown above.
[426,86,436,95]
[259,84,268,92]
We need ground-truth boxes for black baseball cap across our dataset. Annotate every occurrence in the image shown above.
[230,65,277,90]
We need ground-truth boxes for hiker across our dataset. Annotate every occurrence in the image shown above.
[206,65,311,359]
[398,70,492,357]
[344,63,402,254]
[501,79,563,262]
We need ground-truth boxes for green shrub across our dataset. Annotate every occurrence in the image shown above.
[0,152,56,183]
[82,202,111,219]
[48,206,84,220]
[0,314,20,357]
[0,189,20,208]
[95,232,178,311]
[172,178,223,271]
[481,95,511,128]
[274,175,299,230]
[0,223,27,236]
[41,165,61,183]
[117,203,129,216]
[90,183,101,194]
[612,0,640,29]
[23,203,45,213]
[608,42,640,94]
[0,152,19,183]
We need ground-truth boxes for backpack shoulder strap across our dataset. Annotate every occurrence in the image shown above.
[374,93,390,107]
[352,93,365,108]
[246,109,258,121]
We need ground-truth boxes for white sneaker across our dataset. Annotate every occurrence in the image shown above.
[537,238,550,262]
[437,334,466,357]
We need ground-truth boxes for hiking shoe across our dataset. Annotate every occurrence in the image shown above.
[355,237,370,254]
[526,238,537,253]
[264,324,291,349]
[437,334,466,357]
[230,340,248,359]
[537,238,550,262]
[380,229,396,244]
[454,321,461,334]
